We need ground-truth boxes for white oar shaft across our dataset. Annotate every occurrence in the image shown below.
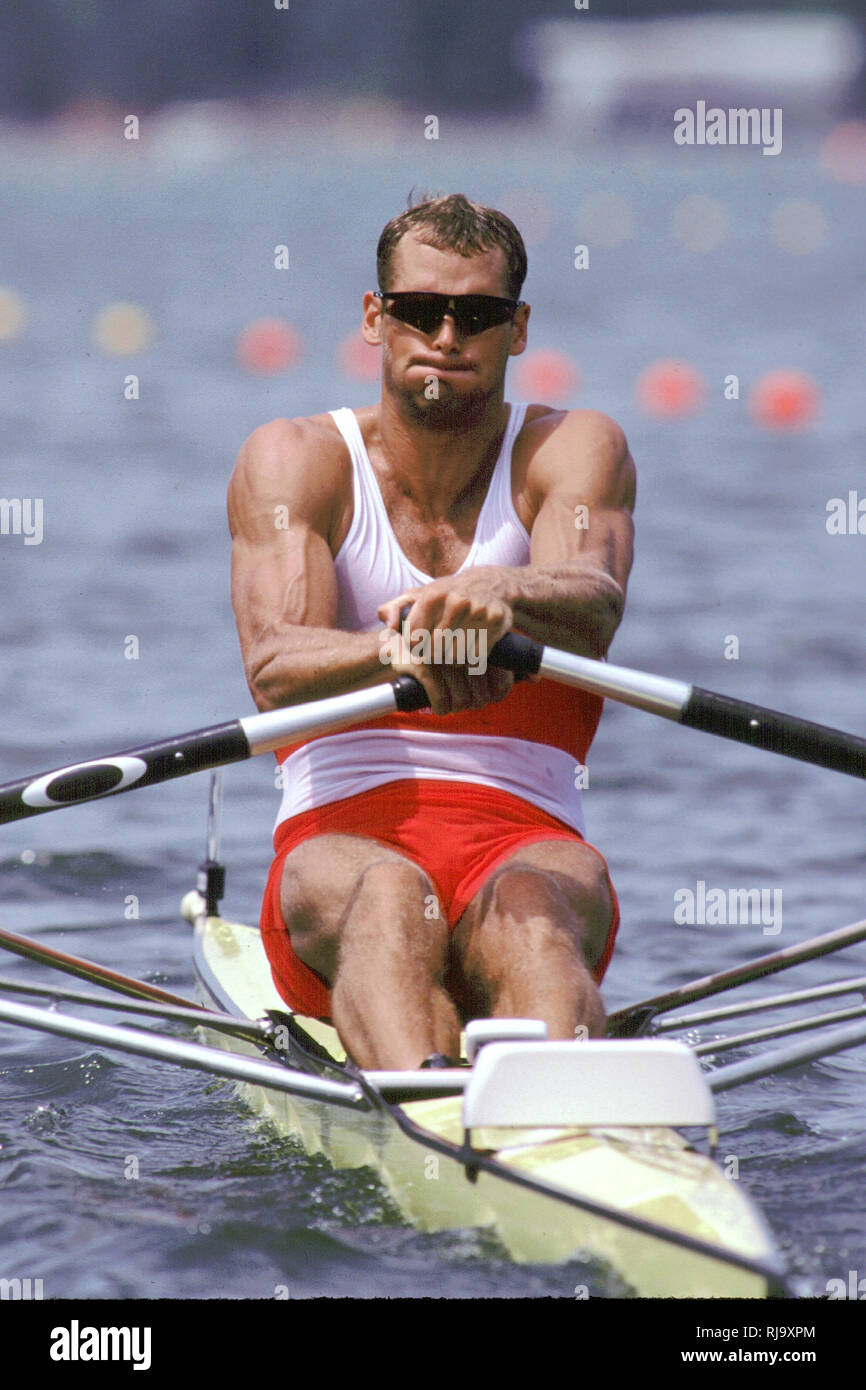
[538,648,689,715]
[708,1017,866,1092]
[239,682,401,755]
[534,645,866,777]
[0,998,364,1108]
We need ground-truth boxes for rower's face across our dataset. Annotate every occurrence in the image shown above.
[362,233,529,428]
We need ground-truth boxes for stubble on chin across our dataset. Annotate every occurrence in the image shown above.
[385,373,495,433]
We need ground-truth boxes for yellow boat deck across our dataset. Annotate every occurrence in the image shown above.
[189,901,789,1297]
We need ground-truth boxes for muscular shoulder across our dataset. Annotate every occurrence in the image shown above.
[228,413,351,543]
[231,414,348,494]
[519,405,635,511]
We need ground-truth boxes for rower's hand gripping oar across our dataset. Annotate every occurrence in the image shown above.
[0,633,863,824]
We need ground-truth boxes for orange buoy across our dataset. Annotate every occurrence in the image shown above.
[236,319,302,374]
[336,330,380,380]
[513,349,579,403]
[820,121,866,185]
[635,359,705,418]
[749,370,820,430]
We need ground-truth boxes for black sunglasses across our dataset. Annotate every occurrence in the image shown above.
[375,291,524,338]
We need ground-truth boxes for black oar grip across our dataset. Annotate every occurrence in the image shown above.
[682,688,866,779]
[392,676,432,713]
[391,631,542,711]
[395,604,542,681]
[487,631,543,678]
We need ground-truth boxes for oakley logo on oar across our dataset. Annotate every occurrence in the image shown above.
[21,757,149,809]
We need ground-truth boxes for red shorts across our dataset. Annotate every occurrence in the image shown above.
[259,779,620,1021]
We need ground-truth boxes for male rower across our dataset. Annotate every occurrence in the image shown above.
[228,194,635,1070]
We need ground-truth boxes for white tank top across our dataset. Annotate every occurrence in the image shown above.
[332,402,531,630]
[273,402,591,836]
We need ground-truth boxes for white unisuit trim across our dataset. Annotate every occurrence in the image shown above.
[274,729,585,835]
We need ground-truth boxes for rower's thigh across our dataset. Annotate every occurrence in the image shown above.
[279,834,435,979]
[453,838,614,976]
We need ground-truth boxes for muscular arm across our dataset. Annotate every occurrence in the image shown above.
[228,418,386,712]
[507,409,635,656]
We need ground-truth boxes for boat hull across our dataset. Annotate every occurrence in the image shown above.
[189,900,789,1297]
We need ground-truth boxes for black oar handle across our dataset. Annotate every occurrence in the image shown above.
[682,688,866,779]
[489,631,544,677]
[392,607,542,712]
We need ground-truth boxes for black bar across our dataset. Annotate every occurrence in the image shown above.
[607,918,866,1033]
[487,631,543,678]
[0,720,251,824]
[390,631,543,713]
[681,688,866,779]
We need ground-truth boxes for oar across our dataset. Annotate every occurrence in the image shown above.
[607,917,866,1035]
[0,680,428,824]
[708,1016,866,1092]
[522,641,866,779]
[1,633,864,825]
[0,923,209,1007]
[0,996,366,1108]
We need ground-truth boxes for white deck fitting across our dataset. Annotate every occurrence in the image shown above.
[464,1017,548,1062]
[462,1039,717,1130]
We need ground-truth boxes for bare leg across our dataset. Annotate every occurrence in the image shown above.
[280,836,459,1069]
[449,840,613,1039]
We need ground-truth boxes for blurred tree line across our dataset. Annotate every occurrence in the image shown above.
[1,0,863,117]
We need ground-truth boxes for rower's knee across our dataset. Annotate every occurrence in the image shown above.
[478,860,612,959]
[486,860,607,922]
[280,848,437,965]
[354,857,435,909]
[347,859,447,959]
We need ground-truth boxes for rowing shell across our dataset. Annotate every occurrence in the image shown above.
[185,892,789,1298]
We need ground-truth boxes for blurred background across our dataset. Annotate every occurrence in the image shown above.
[1,1,864,1299]
[1,0,865,118]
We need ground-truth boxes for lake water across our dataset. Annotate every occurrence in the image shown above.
[1,113,864,1300]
